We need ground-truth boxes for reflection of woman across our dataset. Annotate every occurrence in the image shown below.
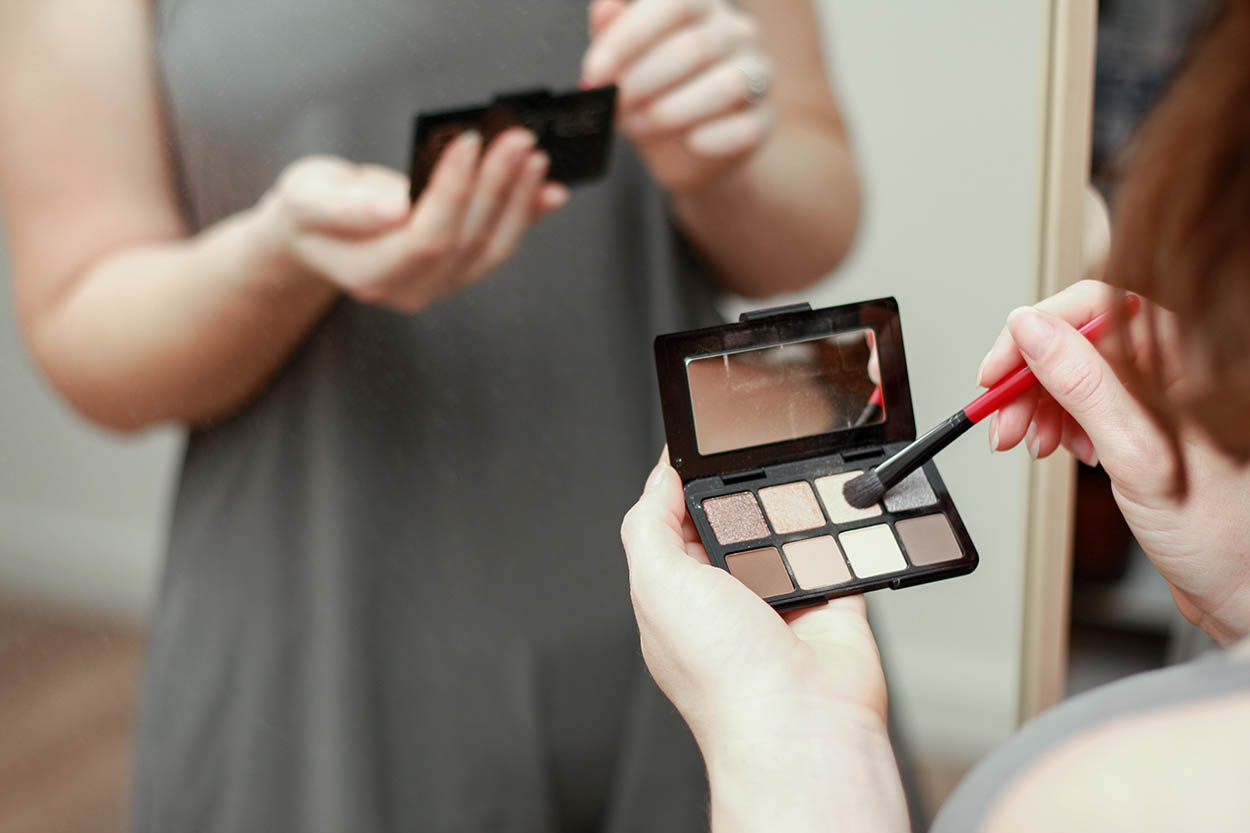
[621,4,1250,830]
[0,1,858,830]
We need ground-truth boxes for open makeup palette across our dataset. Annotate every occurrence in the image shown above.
[654,299,978,610]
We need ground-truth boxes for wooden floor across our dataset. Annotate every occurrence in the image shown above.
[0,603,144,833]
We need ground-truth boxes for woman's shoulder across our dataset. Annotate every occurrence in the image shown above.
[933,640,1250,833]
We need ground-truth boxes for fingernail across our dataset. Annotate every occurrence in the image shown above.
[646,463,666,491]
[583,50,611,84]
[988,412,999,453]
[1025,422,1039,458]
[545,184,571,210]
[529,151,550,177]
[976,351,991,387]
[626,112,654,135]
[456,130,482,170]
[371,190,410,218]
[1007,308,1055,360]
[1074,434,1099,467]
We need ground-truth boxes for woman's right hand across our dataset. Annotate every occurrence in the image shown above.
[250,128,568,313]
[978,280,1250,643]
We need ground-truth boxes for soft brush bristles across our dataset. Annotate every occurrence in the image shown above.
[842,468,886,509]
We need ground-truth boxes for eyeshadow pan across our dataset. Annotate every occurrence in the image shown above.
[814,471,882,523]
[838,524,907,578]
[758,482,826,533]
[726,547,794,598]
[883,468,939,512]
[783,536,851,589]
[895,514,963,566]
[703,492,769,545]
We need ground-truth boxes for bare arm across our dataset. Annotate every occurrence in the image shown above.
[982,690,1250,833]
[0,0,339,431]
[1,0,565,432]
[672,0,859,297]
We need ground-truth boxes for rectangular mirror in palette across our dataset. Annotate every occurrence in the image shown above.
[654,298,979,611]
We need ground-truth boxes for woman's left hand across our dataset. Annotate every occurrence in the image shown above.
[621,449,888,746]
[621,449,909,833]
[582,0,774,194]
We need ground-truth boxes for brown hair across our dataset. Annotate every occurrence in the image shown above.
[1103,0,1250,482]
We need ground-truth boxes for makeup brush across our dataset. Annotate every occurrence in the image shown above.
[842,295,1141,509]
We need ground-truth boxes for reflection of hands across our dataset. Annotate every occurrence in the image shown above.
[979,280,1250,643]
[582,0,774,194]
[621,449,908,832]
[252,130,568,313]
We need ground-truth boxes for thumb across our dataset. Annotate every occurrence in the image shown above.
[620,457,693,583]
[588,0,628,40]
[1006,306,1168,479]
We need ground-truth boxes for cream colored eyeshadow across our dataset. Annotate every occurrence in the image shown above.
[815,471,882,523]
[758,482,826,533]
[838,524,907,577]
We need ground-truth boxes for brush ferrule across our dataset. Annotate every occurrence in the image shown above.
[875,411,974,493]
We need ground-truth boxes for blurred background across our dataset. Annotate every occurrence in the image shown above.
[0,1,1217,831]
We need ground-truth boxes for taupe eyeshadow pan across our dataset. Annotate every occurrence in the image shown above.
[703,492,769,545]
[895,514,962,566]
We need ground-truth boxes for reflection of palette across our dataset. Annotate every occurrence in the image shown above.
[655,298,978,610]
[408,85,618,201]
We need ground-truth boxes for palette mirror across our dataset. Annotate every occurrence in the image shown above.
[686,328,883,456]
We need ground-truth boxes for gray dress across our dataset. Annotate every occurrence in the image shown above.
[138,3,716,831]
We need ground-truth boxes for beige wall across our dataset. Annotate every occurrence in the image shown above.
[810,0,1050,764]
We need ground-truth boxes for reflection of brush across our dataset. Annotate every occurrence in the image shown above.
[853,385,884,427]
[843,295,1141,509]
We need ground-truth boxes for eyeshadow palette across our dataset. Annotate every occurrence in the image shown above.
[409,85,618,201]
[654,299,978,610]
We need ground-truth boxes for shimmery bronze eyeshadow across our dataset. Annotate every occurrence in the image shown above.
[783,536,851,589]
[895,514,962,566]
[703,492,769,545]
[726,547,793,598]
[883,469,939,512]
[758,482,825,533]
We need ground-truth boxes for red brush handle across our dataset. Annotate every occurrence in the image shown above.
[963,294,1141,425]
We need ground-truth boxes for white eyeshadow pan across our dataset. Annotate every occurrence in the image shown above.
[838,524,907,577]
[815,471,882,523]
[883,469,939,512]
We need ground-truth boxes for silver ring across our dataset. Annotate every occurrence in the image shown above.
[738,62,770,104]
